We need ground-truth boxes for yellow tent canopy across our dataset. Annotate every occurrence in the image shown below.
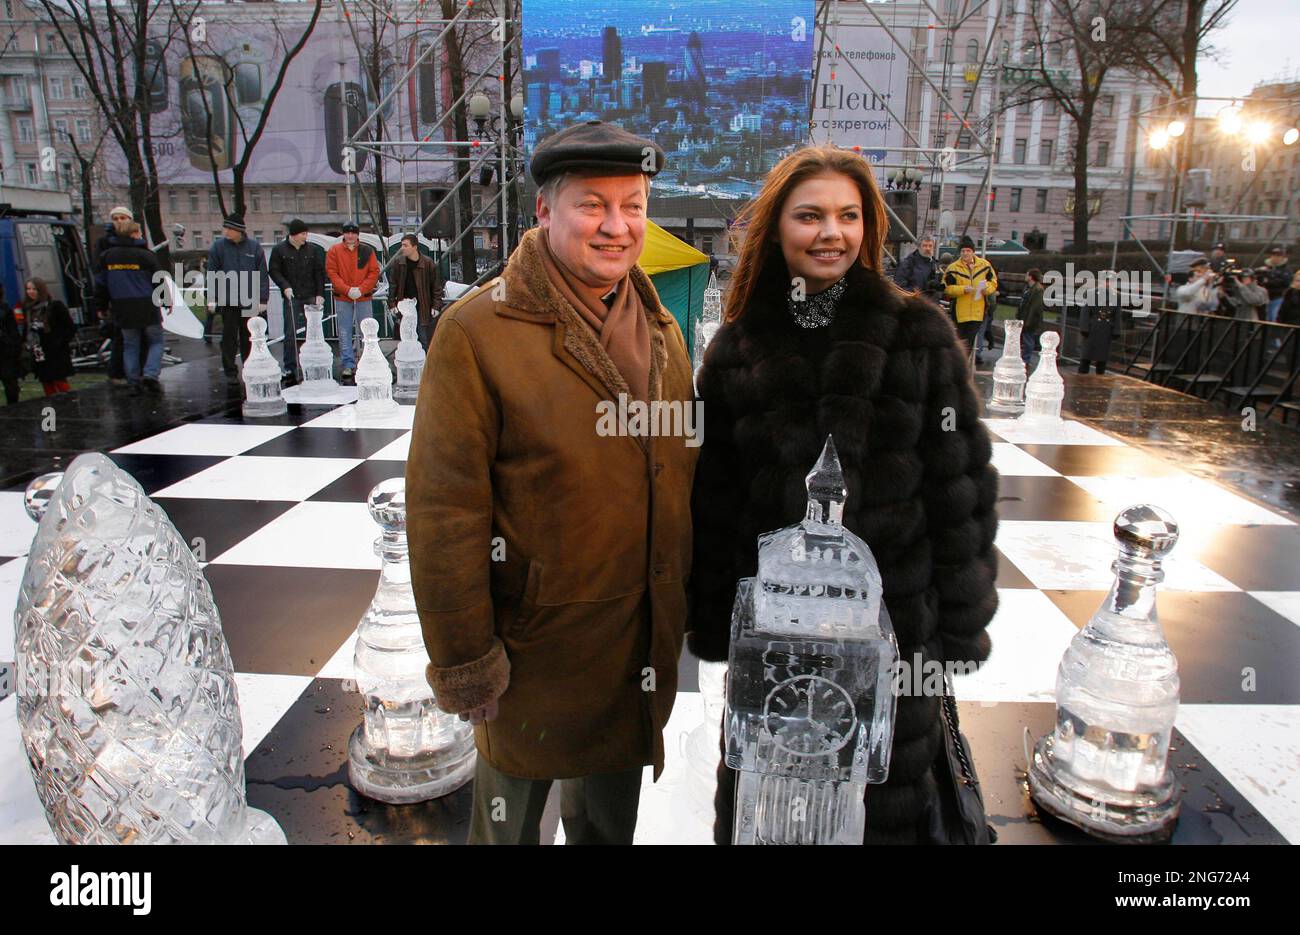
[638,218,708,275]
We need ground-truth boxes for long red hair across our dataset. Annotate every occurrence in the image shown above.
[725,146,891,323]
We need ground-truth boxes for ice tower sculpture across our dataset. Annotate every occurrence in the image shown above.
[347,478,476,802]
[725,436,899,845]
[987,318,1027,415]
[298,303,339,389]
[693,271,723,371]
[1028,504,1182,842]
[393,299,425,402]
[13,455,286,844]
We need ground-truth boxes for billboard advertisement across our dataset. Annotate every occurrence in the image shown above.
[521,0,816,200]
[809,22,907,163]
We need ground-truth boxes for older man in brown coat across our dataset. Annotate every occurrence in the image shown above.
[406,121,699,844]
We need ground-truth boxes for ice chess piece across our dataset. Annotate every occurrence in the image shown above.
[725,436,899,845]
[1028,504,1182,843]
[1020,330,1064,422]
[298,303,338,388]
[394,299,425,402]
[987,318,1027,415]
[693,271,723,371]
[355,316,398,417]
[14,456,286,844]
[241,316,288,417]
[348,478,476,802]
[682,659,728,823]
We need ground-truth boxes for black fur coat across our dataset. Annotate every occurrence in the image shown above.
[688,260,1000,844]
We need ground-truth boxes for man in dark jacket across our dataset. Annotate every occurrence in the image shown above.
[388,233,443,349]
[268,219,325,383]
[892,235,939,299]
[96,223,165,394]
[206,214,270,380]
[1016,268,1046,364]
[95,206,138,382]
[1257,246,1292,323]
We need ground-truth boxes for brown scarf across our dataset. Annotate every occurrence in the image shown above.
[537,227,651,402]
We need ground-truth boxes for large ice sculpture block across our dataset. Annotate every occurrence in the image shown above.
[725,436,899,845]
[988,318,1026,415]
[13,456,285,844]
[1028,504,1182,843]
[347,478,475,802]
[393,299,425,402]
[355,317,398,417]
[242,316,288,418]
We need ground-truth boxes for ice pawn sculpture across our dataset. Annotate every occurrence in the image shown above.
[1028,505,1182,843]
[355,316,398,417]
[298,304,339,388]
[725,436,899,845]
[14,456,286,844]
[348,479,476,802]
[987,318,1027,415]
[394,299,425,402]
[1020,330,1064,422]
[242,316,288,417]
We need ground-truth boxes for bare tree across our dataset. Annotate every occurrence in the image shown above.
[1003,0,1152,250]
[33,0,187,253]
[167,0,323,219]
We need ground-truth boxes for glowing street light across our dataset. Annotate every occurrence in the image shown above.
[1247,120,1272,144]
[1218,107,1242,135]
[1149,129,1170,150]
[1284,127,1299,146]
[1167,120,1186,138]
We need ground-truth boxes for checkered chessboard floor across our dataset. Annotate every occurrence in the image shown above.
[1,401,1296,844]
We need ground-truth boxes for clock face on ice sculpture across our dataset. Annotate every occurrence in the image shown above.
[763,675,858,756]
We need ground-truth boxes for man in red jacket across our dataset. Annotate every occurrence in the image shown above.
[325,221,380,379]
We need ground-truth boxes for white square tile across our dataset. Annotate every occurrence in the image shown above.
[152,456,362,501]
[1068,475,1294,527]
[113,423,294,456]
[210,501,381,569]
[302,404,415,431]
[982,418,1124,446]
[991,443,1061,477]
[0,492,37,558]
[368,431,412,462]
[1249,592,1300,629]
[1177,704,1300,844]
[0,697,56,844]
[233,672,313,758]
[995,521,1240,591]
[950,589,1077,703]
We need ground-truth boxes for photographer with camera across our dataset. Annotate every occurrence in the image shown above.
[1173,258,1218,314]
[1220,267,1269,321]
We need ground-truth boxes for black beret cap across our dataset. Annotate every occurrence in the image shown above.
[530,120,666,186]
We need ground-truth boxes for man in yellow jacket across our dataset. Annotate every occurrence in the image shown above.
[944,235,998,356]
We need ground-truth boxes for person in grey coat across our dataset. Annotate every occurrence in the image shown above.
[1224,269,1269,320]
[206,213,270,379]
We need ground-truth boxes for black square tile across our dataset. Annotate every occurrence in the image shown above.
[154,497,295,564]
[1017,444,1186,477]
[107,453,228,494]
[194,405,323,427]
[204,564,377,676]
[994,546,1035,588]
[1188,525,1300,591]
[1044,590,1300,704]
[242,427,409,460]
[994,475,1114,522]
[308,461,408,503]
[245,678,473,844]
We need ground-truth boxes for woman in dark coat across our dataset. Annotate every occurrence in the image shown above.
[0,282,24,403]
[23,277,76,395]
[689,145,1000,845]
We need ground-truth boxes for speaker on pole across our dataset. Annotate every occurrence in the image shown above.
[884,189,918,243]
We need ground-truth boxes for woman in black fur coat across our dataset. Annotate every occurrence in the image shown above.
[688,146,1000,844]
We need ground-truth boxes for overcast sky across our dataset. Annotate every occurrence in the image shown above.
[1196,0,1300,108]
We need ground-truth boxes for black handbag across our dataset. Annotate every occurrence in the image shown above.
[924,680,997,844]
